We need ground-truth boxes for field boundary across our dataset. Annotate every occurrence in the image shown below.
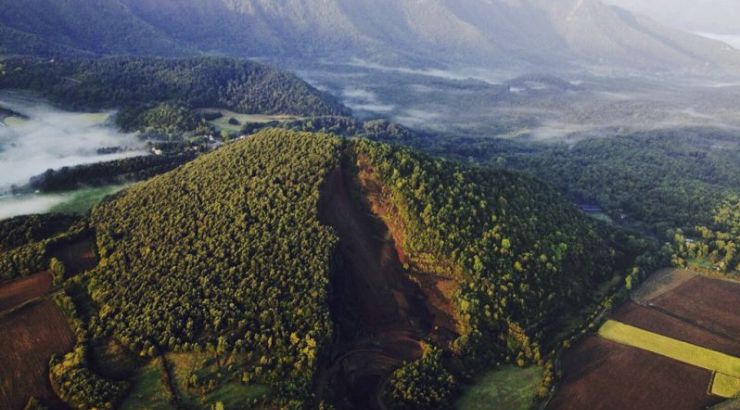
[709,372,740,399]
[598,320,740,377]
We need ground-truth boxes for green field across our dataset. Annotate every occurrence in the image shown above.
[599,320,740,377]
[455,366,543,410]
[197,108,301,133]
[3,116,26,127]
[166,352,269,409]
[119,359,172,410]
[49,185,128,215]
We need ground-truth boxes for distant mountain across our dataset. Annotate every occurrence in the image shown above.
[2,0,740,73]
[604,0,740,35]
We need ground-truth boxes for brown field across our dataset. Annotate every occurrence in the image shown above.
[549,337,722,410]
[649,276,740,340]
[613,302,740,356]
[550,271,740,410]
[0,271,52,312]
[50,237,96,277]
[630,268,697,303]
[0,299,75,410]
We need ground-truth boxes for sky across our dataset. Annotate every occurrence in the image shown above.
[603,0,740,35]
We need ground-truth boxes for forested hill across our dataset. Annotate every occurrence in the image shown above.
[88,130,343,405]
[0,57,349,117]
[54,129,653,407]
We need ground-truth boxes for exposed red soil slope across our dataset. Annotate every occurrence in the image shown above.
[319,165,429,409]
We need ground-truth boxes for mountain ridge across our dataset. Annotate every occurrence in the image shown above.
[2,0,739,73]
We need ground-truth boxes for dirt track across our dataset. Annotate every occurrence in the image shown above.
[318,161,449,409]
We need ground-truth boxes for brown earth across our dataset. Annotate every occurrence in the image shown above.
[613,302,740,356]
[548,337,722,410]
[649,276,740,341]
[0,236,96,314]
[0,271,53,312]
[50,237,96,277]
[317,156,458,410]
[630,268,697,304]
[550,271,739,410]
[0,237,97,409]
[0,299,75,410]
[355,154,461,348]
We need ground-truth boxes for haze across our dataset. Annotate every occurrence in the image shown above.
[0,93,146,193]
[604,0,740,36]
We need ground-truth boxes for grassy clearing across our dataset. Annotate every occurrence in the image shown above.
[198,108,301,132]
[711,373,740,399]
[203,382,270,408]
[49,184,128,215]
[455,366,543,410]
[599,320,740,377]
[119,359,172,410]
[167,352,269,409]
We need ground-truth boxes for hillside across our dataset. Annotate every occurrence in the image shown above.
[0,129,642,408]
[0,57,349,118]
[1,0,739,72]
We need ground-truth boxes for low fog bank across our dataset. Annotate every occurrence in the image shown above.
[296,61,740,143]
[0,93,147,193]
[0,192,74,220]
[0,184,128,220]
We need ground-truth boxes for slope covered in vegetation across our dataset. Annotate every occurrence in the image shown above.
[353,140,655,359]
[506,131,740,236]
[1,129,653,408]
[672,195,740,274]
[0,57,349,121]
[87,130,341,404]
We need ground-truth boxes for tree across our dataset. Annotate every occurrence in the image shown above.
[49,257,66,286]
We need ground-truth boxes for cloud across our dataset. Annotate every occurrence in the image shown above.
[341,87,396,113]
[0,93,147,193]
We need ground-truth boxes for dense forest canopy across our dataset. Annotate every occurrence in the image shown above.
[475,130,740,238]
[0,128,662,408]
[353,140,656,361]
[0,56,349,119]
[87,130,342,401]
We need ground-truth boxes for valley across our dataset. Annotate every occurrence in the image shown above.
[0,1,739,409]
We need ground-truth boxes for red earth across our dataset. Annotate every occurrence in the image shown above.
[0,299,75,410]
[549,274,739,410]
